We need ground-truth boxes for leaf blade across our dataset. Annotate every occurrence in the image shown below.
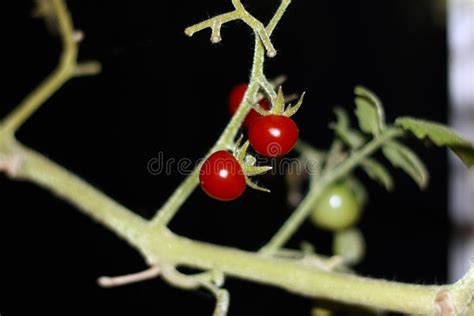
[361,158,394,191]
[330,107,365,149]
[396,117,474,168]
[382,141,429,189]
[354,86,386,136]
[355,86,386,129]
[355,97,380,136]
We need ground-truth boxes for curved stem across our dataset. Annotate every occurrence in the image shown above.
[0,0,77,135]
[267,0,292,34]
[258,76,278,100]
[98,265,161,288]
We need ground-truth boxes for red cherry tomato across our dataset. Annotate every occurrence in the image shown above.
[248,115,299,157]
[199,151,247,201]
[228,83,271,128]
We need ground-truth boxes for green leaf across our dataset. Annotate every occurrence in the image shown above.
[330,107,365,149]
[382,141,429,189]
[324,140,348,171]
[354,86,386,136]
[361,158,394,191]
[396,117,474,168]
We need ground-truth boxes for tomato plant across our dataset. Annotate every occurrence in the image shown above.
[6,1,473,315]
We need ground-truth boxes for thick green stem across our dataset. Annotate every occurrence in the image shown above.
[261,129,404,253]
[3,137,472,315]
[139,230,473,315]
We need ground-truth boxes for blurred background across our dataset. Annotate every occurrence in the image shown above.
[0,0,472,315]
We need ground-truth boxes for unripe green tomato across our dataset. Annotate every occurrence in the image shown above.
[310,182,362,231]
[333,228,365,265]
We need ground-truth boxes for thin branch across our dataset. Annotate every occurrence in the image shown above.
[0,0,77,135]
[204,285,230,316]
[210,20,223,43]
[184,0,290,57]
[266,0,292,34]
[250,21,277,57]
[74,61,102,77]
[258,76,277,99]
[98,265,161,288]
[185,12,238,39]
[161,265,229,315]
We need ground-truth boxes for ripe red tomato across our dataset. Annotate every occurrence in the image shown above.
[248,115,299,157]
[228,83,271,128]
[199,151,247,201]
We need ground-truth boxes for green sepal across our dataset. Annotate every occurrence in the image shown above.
[270,86,286,115]
[244,165,273,177]
[283,92,305,117]
[246,178,271,193]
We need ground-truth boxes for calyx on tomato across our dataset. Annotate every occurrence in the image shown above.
[253,86,305,118]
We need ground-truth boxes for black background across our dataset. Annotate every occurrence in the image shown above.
[1,1,448,315]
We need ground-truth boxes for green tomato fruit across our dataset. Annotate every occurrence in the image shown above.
[310,182,362,231]
[333,228,365,265]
